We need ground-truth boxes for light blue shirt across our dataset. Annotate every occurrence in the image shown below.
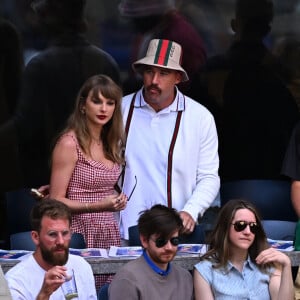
[194,257,273,300]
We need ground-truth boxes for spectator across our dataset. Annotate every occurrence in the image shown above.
[5,199,97,299]
[109,204,193,300]
[120,38,219,242]
[0,18,24,248]
[49,74,127,288]
[194,199,294,300]
[118,0,207,95]
[0,0,121,187]
[190,0,299,181]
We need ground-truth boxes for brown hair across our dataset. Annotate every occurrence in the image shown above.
[30,198,72,232]
[59,74,125,164]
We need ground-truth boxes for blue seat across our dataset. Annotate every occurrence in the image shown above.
[128,224,206,246]
[261,220,296,241]
[6,188,36,235]
[179,224,206,244]
[97,283,109,300]
[220,179,297,221]
[10,231,86,250]
[128,225,141,246]
[10,231,35,251]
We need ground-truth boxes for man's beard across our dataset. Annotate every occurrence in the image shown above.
[40,242,69,266]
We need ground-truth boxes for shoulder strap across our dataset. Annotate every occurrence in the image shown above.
[125,93,137,137]
[167,110,183,207]
[124,92,183,207]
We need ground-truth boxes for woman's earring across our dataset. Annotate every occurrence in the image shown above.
[81,109,85,115]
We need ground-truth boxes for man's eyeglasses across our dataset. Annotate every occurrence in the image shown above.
[231,221,259,234]
[151,237,180,248]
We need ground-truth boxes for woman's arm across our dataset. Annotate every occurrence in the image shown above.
[193,268,214,300]
[291,180,300,217]
[256,248,294,300]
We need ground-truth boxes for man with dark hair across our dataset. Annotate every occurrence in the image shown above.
[5,199,97,299]
[109,204,193,300]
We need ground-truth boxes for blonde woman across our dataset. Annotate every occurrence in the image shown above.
[49,74,127,288]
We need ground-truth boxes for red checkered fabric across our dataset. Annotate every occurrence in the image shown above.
[64,134,121,288]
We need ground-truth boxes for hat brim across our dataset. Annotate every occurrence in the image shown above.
[132,57,189,82]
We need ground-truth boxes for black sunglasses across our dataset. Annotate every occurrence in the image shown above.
[151,237,180,248]
[232,221,259,234]
[114,175,137,200]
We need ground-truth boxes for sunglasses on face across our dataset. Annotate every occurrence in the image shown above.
[231,221,259,234]
[151,237,180,248]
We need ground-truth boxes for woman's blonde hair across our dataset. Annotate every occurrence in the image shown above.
[60,74,125,164]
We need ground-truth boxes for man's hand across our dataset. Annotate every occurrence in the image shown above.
[36,266,67,300]
[179,211,196,234]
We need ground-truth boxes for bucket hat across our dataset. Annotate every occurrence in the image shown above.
[132,39,189,82]
[119,0,175,18]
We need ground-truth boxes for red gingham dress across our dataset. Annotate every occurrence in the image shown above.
[65,134,121,288]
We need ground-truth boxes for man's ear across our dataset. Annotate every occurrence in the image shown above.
[31,231,39,246]
[140,234,148,249]
[175,72,183,85]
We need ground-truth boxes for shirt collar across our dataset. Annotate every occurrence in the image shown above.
[227,255,254,271]
[142,249,171,276]
[134,87,185,112]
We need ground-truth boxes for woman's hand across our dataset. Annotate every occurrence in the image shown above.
[100,193,128,212]
[256,247,291,268]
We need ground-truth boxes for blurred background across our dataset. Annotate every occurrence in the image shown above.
[1,0,299,79]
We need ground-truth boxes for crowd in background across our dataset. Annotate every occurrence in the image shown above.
[1,0,300,298]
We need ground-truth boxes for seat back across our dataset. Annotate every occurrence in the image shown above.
[179,224,206,244]
[6,188,36,235]
[97,283,109,300]
[220,179,297,221]
[10,231,35,251]
[70,232,86,249]
[128,224,206,246]
[128,225,141,246]
[10,231,86,250]
[261,220,296,241]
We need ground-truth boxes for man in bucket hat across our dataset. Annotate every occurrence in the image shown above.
[120,39,220,243]
[118,0,206,95]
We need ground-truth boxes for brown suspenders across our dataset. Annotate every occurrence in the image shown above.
[124,93,183,207]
